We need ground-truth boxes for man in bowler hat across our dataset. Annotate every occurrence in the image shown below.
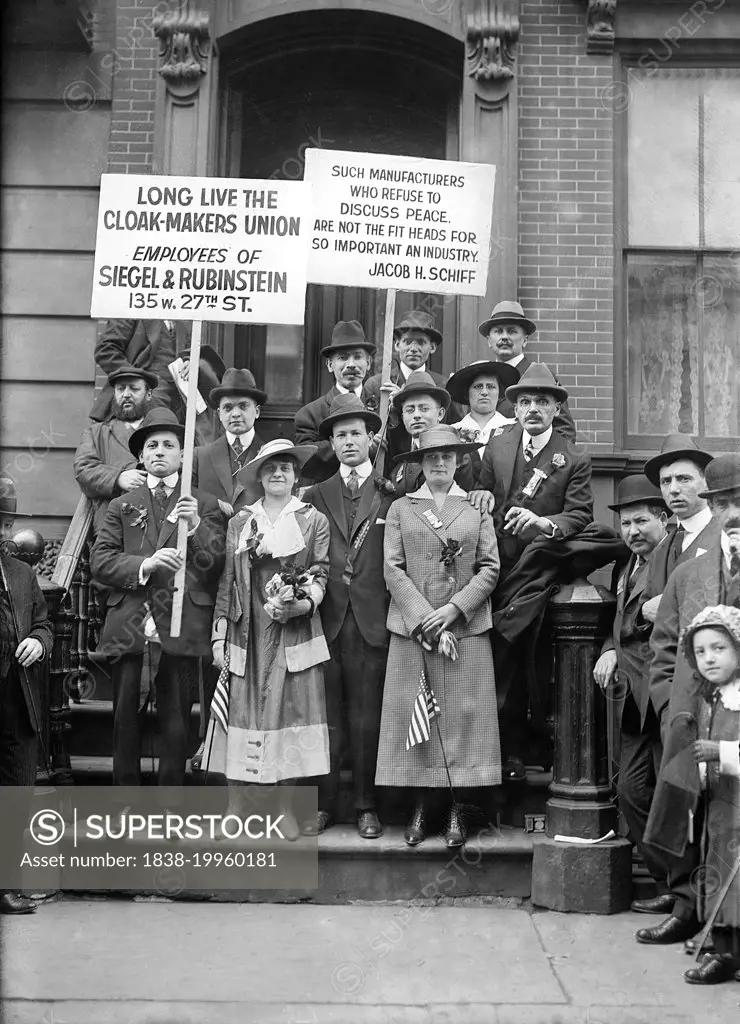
[593,474,670,912]
[641,454,740,957]
[477,301,575,440]
[192,367,268,518]
[0,478,53,914]
[295,321,382,483]
[473,362,593,780]
[303,394,394,839]
[90,409,225,799]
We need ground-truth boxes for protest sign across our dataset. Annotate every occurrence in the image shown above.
[90,174,311,325]
[304,149,496,296]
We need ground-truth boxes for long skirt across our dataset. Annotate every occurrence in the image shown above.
[375,633,501,788]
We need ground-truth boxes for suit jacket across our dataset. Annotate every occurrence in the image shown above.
[295,381,382,483]
[384,490,499,639]
[602,552,655,730]
[304,470,393,647]
[90,481,226,658]
[367,362,463,424]
[90,319,179,422]
[496,356,576,441]
[640,517,721,616]
[74,419,140,531]
[644,545,727,859]
[192,432,264,515]
[478,423,593,572]
[0,554,54,734]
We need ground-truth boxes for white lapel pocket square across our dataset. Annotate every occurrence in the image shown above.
[376,518,386,525]
[695,548,707,556]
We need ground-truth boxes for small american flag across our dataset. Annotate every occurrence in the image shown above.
[406,668,441,750]
[211,644,230,734]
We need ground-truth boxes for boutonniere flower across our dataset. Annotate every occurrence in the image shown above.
[237,517,266,563]
[440,539,463,567]
[374,476,397,495]
[492,426,505,438]
[121,502,148,530]
[454,426,480,445]
[551,453,566,469]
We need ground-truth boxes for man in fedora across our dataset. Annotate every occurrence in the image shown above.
[478,301,575,440]
[593,474,671,912]
[295,321,382,483]
[639,434,718,628]
[90,409,225,800]
[388,370,475,498]
[303,395,394,839]
[473,362,593,780]
[446,359,521,488]
[0,478,53,914]
[192,368,268,518]
[75,364,159,533]
[640,454,740,963]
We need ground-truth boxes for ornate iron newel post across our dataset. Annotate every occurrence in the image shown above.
[532,580,632,913]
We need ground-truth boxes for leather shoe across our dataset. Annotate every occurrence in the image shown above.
[631,893,675,915]
[404,802,427,847]
[0,892,36,915]
[444,804,466,849]
[503,757,527,782]
[684,953,738,985]
[684,936,716,956]
[357,810,383,840]
[636,915,699,945]
[300,810,334,836]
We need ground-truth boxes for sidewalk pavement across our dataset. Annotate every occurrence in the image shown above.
[1,899,739,1023]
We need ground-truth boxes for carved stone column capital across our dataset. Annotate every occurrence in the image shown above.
[466,0,520,83]
[154,0,211,95]
[586,0,617,55]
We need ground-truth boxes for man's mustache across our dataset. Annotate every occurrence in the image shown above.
[724,515,740,531]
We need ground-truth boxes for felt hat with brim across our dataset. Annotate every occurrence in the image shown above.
[504,362,568,404]
[644,433,714,488]
[608,474,669,513]
[698,453,740,497]
[108,364,159,390]
[681,605,740,670]
[320,320,376,359]
[243,439,318,483]
[391,370,451,413]
[393,425,480,464]
[0,477,32,517]
[478,300,537,338]
[445,359,520,405]
[393,310,443,348]
[199,345,226,381]
[318,393,382,440]
[209,367,268,408]
[128,408,185,456]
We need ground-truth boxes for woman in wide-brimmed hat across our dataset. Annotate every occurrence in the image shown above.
[447,359,521,487]
[375,426,502,849]
[203,439,332,839]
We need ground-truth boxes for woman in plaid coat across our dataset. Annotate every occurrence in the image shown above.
[375,426,502,848]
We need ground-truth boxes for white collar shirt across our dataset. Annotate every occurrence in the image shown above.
[340,460,373,485]
[336,382,363,398]
[522,425,553,454]
[400,361,426,380]
[226,428,255,450]
[679,506,713,551]
[147,472,179,494]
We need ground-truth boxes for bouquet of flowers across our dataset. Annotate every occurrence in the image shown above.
[453,426,480,445]
[265,562,313,603]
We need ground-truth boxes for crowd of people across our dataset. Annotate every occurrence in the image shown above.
[0,300,738,988]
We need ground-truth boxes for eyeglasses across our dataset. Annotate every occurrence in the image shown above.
[470,383,499,393]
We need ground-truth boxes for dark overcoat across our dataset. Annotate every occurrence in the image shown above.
[73,419,140,530]
[602,553,655,730]
[640,517,721,616]
[0,553,54,733]
[90,319,178,422]
[90,482,225,658]
[192,432,264,515]
[304,469,394,648]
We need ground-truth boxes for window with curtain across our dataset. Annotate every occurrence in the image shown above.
[625,67,740,447]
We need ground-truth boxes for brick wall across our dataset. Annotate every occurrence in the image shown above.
[517,0,615,452]
[106,0,160,176]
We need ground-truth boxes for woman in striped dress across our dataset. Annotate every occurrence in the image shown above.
[203,439,331,839]
[375,426,502,848]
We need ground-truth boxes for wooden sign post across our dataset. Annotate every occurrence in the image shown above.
[169,319,202,638]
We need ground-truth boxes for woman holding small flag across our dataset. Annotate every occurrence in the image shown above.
[203,439,332,839]
[375,425,502,848]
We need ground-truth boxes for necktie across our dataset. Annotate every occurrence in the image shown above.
[232,437,244,457]
[524,440,535,462]
[667,525,685,571]
[346,469,360,496]
[154,481,168,522]
[232,437,246,477]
